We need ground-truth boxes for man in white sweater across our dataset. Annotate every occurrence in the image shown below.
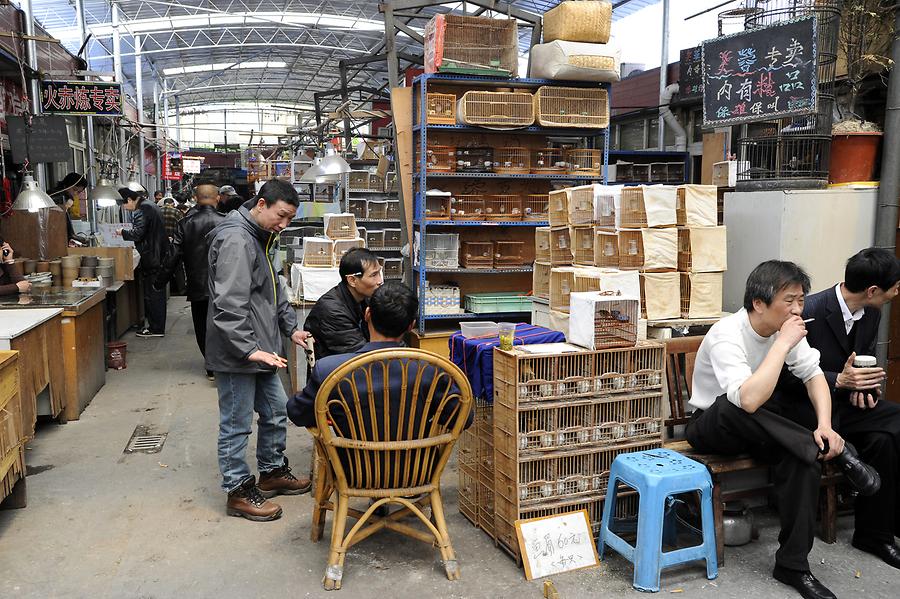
[687,261,880,599]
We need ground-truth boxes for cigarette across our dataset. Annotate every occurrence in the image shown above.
[803,318,815,323]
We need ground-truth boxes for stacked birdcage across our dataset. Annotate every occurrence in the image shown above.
[490,342,665,562]
[676,185,726,318]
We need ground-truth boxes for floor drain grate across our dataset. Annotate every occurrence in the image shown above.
[125,425,168,454]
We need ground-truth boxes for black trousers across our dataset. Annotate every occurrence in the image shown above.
[770,391,900,543]
[190,299,209,358]
[141,267,167,334]
[686,394,822,571]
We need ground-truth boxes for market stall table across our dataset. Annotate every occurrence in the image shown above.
[0,288,107,421]
[0,308,67,436]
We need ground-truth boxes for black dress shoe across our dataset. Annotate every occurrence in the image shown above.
[833,442,881,496]
[773,565,836,599]
[852,536,900,569]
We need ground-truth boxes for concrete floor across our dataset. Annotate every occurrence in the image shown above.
[1,297,898,598]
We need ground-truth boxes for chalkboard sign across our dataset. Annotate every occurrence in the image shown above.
[702,16,817,127]
[515,510,600,580]
[679,46,703,99]
[6,115,71,164]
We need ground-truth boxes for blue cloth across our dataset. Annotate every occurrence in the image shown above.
[449,324,565,402]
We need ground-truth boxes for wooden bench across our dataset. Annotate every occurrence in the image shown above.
[661,336,842,565]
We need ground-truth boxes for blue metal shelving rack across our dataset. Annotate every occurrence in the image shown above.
[413,73,611,333]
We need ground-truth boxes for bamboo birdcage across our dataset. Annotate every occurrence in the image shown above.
[458,91,535,127]
[573,268,603,293]
[426,145,456,172]
[618,229,644,269]
[680,272,724,319]
[426,14,520,76]
[425,194,452,220]
[533,261,551,299]
[632,163,650,182]
[619,186,647,228]
[531,147,567,174]
[426,92,456,124]
[678,228,692,271]
[594,191,615,228]
[383,258,403,278]
[451,195,486,220]
[485,195,523,221]
[348,199,367,220]
[424,233,460,270]
[324,214,358,240]
[334,238,365,263]
[573,226,595,265]
[550,267,575,312]
[494,147,531,174]
[569,292,640,350]
[548,189,570,227]
[348,171,370,190]
[650,163,667,183]
[366,230,384,249]
[594,228,619,268]
[455,146,494,172]
[303,238,334,267]
[567,186,595,225]
[386,200,401,220]
[524,194,549,221]
[534,86,609,128]
[550,227,573,265]
[676,186,686,226]
[494,241,526,268]
[535,227,551,263]
[461,241,494,269]
[367,200,389,220]
[384,228,402,246]
[568,149,604,176]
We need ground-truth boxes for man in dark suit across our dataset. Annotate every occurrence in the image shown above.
[777,248,900,569]
[287,281,473,436]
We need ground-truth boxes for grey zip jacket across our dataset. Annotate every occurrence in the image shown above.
[205,206,298,373]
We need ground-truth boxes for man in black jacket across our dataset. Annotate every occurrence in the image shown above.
[304,247,383,361]
[117,182,170,338]
[155,180,225,378]
[777,248,900,571]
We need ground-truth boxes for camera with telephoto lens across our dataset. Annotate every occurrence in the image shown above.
[0,237,8,258]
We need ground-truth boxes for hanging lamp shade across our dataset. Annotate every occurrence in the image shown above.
[299,157,339,184]
[12,175,55,213]
[319,143,351,176]
[90,177,120,207]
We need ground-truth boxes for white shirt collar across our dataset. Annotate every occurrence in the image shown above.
[835,284,864,325]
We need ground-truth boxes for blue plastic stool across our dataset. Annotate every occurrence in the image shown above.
[597,448,718,592]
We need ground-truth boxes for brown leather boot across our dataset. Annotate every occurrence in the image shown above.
[226,477,283,521]
[258,458,312,498]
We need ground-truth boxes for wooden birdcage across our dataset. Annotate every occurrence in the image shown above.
[568,185,594,225]
[494,241,526,268]
[668,162,685,183]
[425,145,456,172]
[425,194,452,220]
[594,228,619,268]
[367,200,388,220]
[451,194,486,220]
[348,199,367,220]
[533,261,551,299]
[568,149,604,175]
[550,267,575,312]
[531,147,566,174]
[548,189,570,227]
[678,228,692,271]
[385,171,398,192]
[333,238,364,263]
[550,227,573,265]
[676,186,686,226]
[650,162,667,183]
[569,292,640,350]
[573,226,594,265]
[485,194,523,221]
[594,191,615,227]
[324,213,358,240]
[632,163,650,182]
[365,230,384,248]
[386,200,401,220]
[573,268,603,293]
[302,237,334,267]
[383,228,402,246]
[680,272,724,319]
[534,86,609,128]
[524,194,549,221]
[618,229,644,269]
[456,146,494,172]
[458,91,535,127]
[426,92,456,124]
[383,258,403,278]
[619,186,647,228]
[535,227,551,263]
[493,147,531,174]
[348,171,370,190]
[425,14,519,76]
[461,241,494,269]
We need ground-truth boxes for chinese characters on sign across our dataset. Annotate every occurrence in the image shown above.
[40,81,123,116]
[516,510,600,580]
[702,16,817,127]
[679,46,703,99]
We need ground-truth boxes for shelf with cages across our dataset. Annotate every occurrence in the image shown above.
[413,73,610,334]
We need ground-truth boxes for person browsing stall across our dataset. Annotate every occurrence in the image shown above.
[774,248,900,569]
[686,260,880,599]
[0,241,31,296]
[206,178,312,522]
[304,247,383,361]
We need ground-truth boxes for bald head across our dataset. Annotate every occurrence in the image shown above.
[194,183,219,205]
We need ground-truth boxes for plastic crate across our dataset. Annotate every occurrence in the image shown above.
[568,149,604,175]
[493,240,526,268]
[524,194,549,221]
[348,199,367,220]
[535,227,551,263]
[550,227,573,265]
[494,147,531,174]
[383,228,402,246]
[456,146,494,173]
[426,145,456,172]
[533,261,551,299]
[465,291,531,313]
[302,237,334,267]
[458,91,535,128]
[531,147,566,174]
[426,92,456,124]
[452,195,486,220]
[485,195,523,221]
[461,241,494,269]
[573,226,594,265]
[534,86,609,128]
[594,228,619,268]
[366,230,384,249]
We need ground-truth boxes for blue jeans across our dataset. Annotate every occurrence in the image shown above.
[216,371,289,493]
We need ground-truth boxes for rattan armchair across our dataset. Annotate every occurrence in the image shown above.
[308,348,474,591]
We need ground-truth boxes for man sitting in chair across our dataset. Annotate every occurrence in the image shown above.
[287,280,474,434]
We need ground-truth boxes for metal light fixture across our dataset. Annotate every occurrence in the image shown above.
[319,142,351,176]
[299,156,339,184]
[90,177,120,207]
[12,175,56,213]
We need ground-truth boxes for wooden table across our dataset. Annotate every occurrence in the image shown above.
[0,351,25,509]
[0,308,67,437]
[0,288,108,421]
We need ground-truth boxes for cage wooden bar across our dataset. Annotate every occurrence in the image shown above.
[568,149,604,175]
[461,241,494,269]
[550,227,573,265]
[618,229,644,269]
[573,226,595,265]
[534,86,609,128]
[678,227,691,271]
[485,195,523,221]
[619,186,647,228]
[594,228,619,268]
[455,146,494,172]
[494,241,527,268]
[425,194,452,220]
[451,194,486,220]
[426,92,456,124]
[676,186,686,226]
[302,237,334,267]
[530,147,567,175]
[493,147,531,174]
[535,227,551,263]
[458,91,535,127]
[425,145,456,172]
[533,261,551,299]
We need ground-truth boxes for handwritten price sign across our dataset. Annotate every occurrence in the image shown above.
[702,16,817,127]
[515,510,600,580]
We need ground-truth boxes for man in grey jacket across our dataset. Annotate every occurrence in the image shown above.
[206,178,312,521]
